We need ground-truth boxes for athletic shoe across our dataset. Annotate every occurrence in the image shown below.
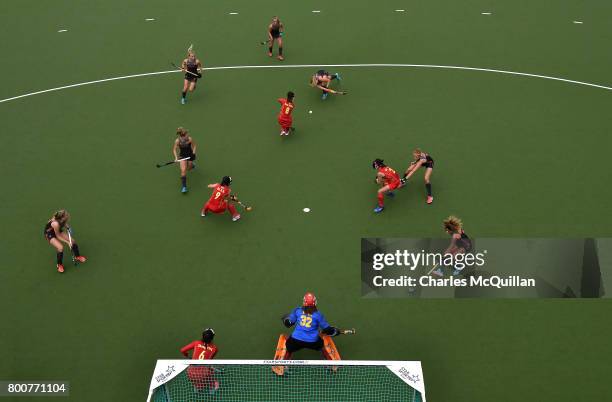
[386,192,395,198]
[373,206,384,213]
[232,214,241,222]
[278,55,284,61]
[268,52,273,57]
[432,268,444,277]
[181,98,186,105]
[57,264,64,273]
[334,73,342,81]
[321,93,328,100]
[181,186,188,193]
[75,256,87,263]
[200,210,207,217]
[427,196,433,204]
[452,269,463,276]
[280,131,286,136]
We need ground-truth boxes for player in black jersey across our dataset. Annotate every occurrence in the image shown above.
[43,210,86,273]
[432,216,473,276]
[310,70,344,100]
[402,148,435,204]
[173,127,197,193]
[267,16,285,61]
[180,48,203,104]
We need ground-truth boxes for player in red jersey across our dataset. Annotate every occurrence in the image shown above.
[180,328,219,393]
[372,159,401,213]
[200,176,240,221]
[277,91,295,136]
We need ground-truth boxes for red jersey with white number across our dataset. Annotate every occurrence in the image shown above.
[207,185,231,209]
[277,98,294,121]
[378,166,400,185]
[181,340,218,360]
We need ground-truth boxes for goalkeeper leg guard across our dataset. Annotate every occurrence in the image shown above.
[272,334,289,376]
[321,335,341,360]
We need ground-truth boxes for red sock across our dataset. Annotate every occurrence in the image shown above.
[228,204,238,216]
[377,193,384,207]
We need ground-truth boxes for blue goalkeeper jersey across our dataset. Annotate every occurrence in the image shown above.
[288,307,330,342]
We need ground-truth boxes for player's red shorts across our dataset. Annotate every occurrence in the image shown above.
[388,180,401,191]
[278,117,292,131]
[187,366,218,390]
[204,202,228,213]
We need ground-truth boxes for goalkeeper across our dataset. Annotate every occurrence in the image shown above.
[276,292,341,360]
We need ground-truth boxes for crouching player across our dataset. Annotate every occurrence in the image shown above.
[44,209,86,273]
[372,159,401,213]
[181,328,219,393]
[310,70,345,100]
[433,216,473,277]
[272,293,342,375]
[277,91,295,136]
[200,176,241,222]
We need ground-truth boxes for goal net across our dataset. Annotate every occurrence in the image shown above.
[147,360,426,402]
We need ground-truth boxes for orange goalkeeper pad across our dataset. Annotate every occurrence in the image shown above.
[272,334,288,376]
[322,335,341,360]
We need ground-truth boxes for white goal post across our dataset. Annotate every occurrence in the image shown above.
[147,359,426,402]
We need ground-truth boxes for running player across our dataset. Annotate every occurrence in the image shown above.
[267,16,285,61]
[403,148,434,204]
[180,328,219,392]
[43,210,86,273]
[372,159,401,213]
[279,293,341,360]
[172,127,197,193]
[277,91,295,136]
[180,48,203,104]
[433,216,473,276]
[200,176,241,221]
[310,70,344,100]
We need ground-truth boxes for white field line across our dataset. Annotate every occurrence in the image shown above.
[1,63,611,104]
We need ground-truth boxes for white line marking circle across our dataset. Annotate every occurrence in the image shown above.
[0,63,610,104]
[303,208,311,213]
[57,29,68,33]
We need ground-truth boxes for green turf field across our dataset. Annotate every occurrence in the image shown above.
[1,1,611,401]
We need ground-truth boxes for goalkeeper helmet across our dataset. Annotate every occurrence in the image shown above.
[372,158,385,169]
[303,292,317,307]
[221,176,232,186]
[202,328,215,344]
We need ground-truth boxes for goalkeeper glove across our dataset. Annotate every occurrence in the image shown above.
[282,314,294,328]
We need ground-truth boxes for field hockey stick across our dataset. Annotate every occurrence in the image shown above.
[170,62,200,78]
[427,263,441,276]
[156,157,190,168]
[66,226,77,266]
[232,198,253,211]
